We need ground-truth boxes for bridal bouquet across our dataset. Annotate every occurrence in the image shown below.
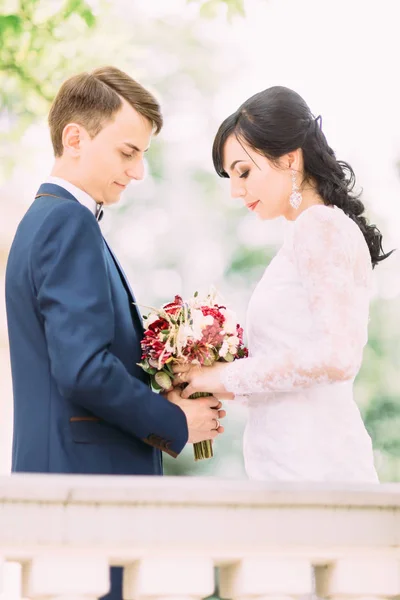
[138,289,248,461]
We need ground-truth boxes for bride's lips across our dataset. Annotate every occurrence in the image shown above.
[246,200,260,211]
[114,182,127,189]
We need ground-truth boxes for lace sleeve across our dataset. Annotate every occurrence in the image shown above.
[220,208,371,395]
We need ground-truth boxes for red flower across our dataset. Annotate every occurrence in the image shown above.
[201,306,225,328]
[141,331,172,365]
[236,324,245,344]
[181,340,214,365]
[147,318,169,334]
[163,295,184,316]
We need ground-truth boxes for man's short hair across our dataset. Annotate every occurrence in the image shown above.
[48,65,163,156]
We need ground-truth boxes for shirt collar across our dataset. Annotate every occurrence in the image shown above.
[46,176,99,216]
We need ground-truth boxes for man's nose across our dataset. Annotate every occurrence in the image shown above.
[127,159,145,181]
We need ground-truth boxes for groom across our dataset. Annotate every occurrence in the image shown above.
[5,66,225,600]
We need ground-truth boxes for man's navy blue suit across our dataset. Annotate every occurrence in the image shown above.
[6,182,188,599]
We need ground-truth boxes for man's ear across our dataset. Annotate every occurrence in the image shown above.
[62,123,84,157]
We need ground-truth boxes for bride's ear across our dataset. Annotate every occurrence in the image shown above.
[285,149,302,171]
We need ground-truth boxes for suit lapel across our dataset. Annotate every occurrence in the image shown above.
[103,239,144,332]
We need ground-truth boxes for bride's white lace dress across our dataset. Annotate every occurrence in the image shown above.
[221,205,379,482]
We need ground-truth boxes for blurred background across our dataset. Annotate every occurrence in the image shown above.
[1,0,399,480]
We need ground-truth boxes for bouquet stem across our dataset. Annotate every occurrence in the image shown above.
[189,391,214,461]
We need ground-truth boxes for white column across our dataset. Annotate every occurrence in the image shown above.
[318,557,400,599]
[219,557,313,600]
[39,596,97,600]
[0,557,4,598]
[0,345,13,475]
[0,561,22,600]
[21,554,110,600]
[123,557,215,600]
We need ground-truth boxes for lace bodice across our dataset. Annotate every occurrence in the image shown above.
[221,205,372,395]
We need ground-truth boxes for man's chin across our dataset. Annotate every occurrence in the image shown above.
[103,194,123,206]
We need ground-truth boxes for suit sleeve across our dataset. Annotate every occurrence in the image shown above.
[31,201,188,457]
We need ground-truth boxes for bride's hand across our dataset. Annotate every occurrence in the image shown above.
[172,361,233,399]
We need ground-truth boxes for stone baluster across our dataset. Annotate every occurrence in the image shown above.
[0,561,22,600]
[21,554,110,600]
[317,557,400,600]
[219,557,313,600]
[0,558,3,598]
[123,557,215,600]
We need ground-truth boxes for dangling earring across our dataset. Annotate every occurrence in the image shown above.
[289,169,302,210]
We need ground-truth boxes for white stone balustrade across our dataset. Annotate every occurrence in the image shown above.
[0,475,400,600]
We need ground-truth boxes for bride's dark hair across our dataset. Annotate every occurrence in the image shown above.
[212,86,392,268]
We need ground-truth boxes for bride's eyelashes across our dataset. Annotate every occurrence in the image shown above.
[239,170,250,179]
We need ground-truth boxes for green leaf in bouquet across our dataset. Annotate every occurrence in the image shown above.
[151,377,162,392]
[154,371,172,390]
[137,360,157,375]
[163,362,175,376]
[203,357,215,367]
[203,349,218,366]
[236,347,248,359]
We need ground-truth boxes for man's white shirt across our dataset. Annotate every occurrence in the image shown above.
[46,176,98,216]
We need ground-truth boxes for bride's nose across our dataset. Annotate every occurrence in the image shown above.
[231,180,246,199]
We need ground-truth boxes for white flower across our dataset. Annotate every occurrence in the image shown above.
[219,335,240,359]
[176,324,192,355]
[221,308,238,335]
[191,309,214,341]
[228,334,240,347]
[219,341,229,358]
[227,335,240,355]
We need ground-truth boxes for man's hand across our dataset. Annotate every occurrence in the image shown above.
[167,388,226,444]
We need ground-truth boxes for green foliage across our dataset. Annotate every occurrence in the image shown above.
[356,296,400,481]
[0,0,97,106]
[225,246,274,280]
[364,396,400,456]
[188,0,245,19]
[0,0,99,180]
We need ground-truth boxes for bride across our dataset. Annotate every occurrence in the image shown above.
[173,86,392,483]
